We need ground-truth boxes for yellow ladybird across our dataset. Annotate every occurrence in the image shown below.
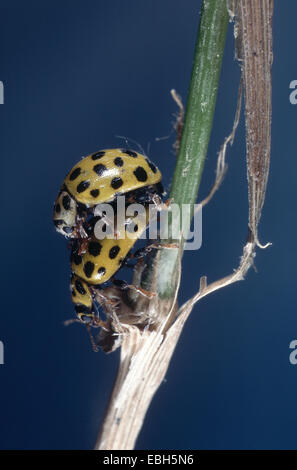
[70,208,149,325]
[53,148,162,238]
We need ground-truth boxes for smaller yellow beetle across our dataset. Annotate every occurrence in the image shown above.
[70,208,150,326]
[70,274,94,324]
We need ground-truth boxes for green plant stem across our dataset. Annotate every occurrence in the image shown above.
[156,0,229,299]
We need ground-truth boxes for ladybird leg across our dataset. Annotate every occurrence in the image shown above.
[130,243,161,261]
[136,185,170,210]
[111,278,156,299]
[74,217,88,239]
[131,241,178,261]
[153,196,173,212]
[132,245,154,260]
[64,313,106,329]
[90,285,120,310]
[157,242,180,249]
[143,187,163,205]
[86,325,99,352]
[77,238,89,255]
[128,284,156,299]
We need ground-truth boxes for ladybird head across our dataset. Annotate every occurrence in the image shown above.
[53,190,77,237]
[76,310,94,325]
[75,306,100,328]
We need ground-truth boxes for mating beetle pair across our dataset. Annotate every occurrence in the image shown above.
[53,148,163,327]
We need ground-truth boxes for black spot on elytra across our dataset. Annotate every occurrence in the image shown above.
[98,266,106,276]
[114,157,124,167]
[72,253,82,265]
[134,224,138,232]
[88,241,102,257]
[62,194,71,210]
[69,167,81,181]
[146,158,157,174]
[83,261,95,278]
[93,164,107,176]
[109,245,120,259]
[122,149,138,158]
[74,304,92,314]
[90,189,100,198]
[55,203,61,213]
[134,166,148,182]
[91,151,105,160]
[75,279,86,295]
[111,177,123,190]
[77,180,90,193]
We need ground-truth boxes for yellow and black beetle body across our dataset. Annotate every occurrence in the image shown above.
[70,208,149,325]
[54,148,163,330]
[53,148,163,238]
[70,274,94,324]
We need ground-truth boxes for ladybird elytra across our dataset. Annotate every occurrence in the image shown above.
[64,148,161,206]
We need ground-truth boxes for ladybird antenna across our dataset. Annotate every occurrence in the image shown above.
[155,130,173,143]
[64,318,81,327]
[115,135,145,156]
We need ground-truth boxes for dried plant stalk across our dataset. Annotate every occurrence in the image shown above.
[96,309,185,450]
[236,0,273,247]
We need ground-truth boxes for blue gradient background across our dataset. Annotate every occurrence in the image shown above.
[0,0,296,450]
